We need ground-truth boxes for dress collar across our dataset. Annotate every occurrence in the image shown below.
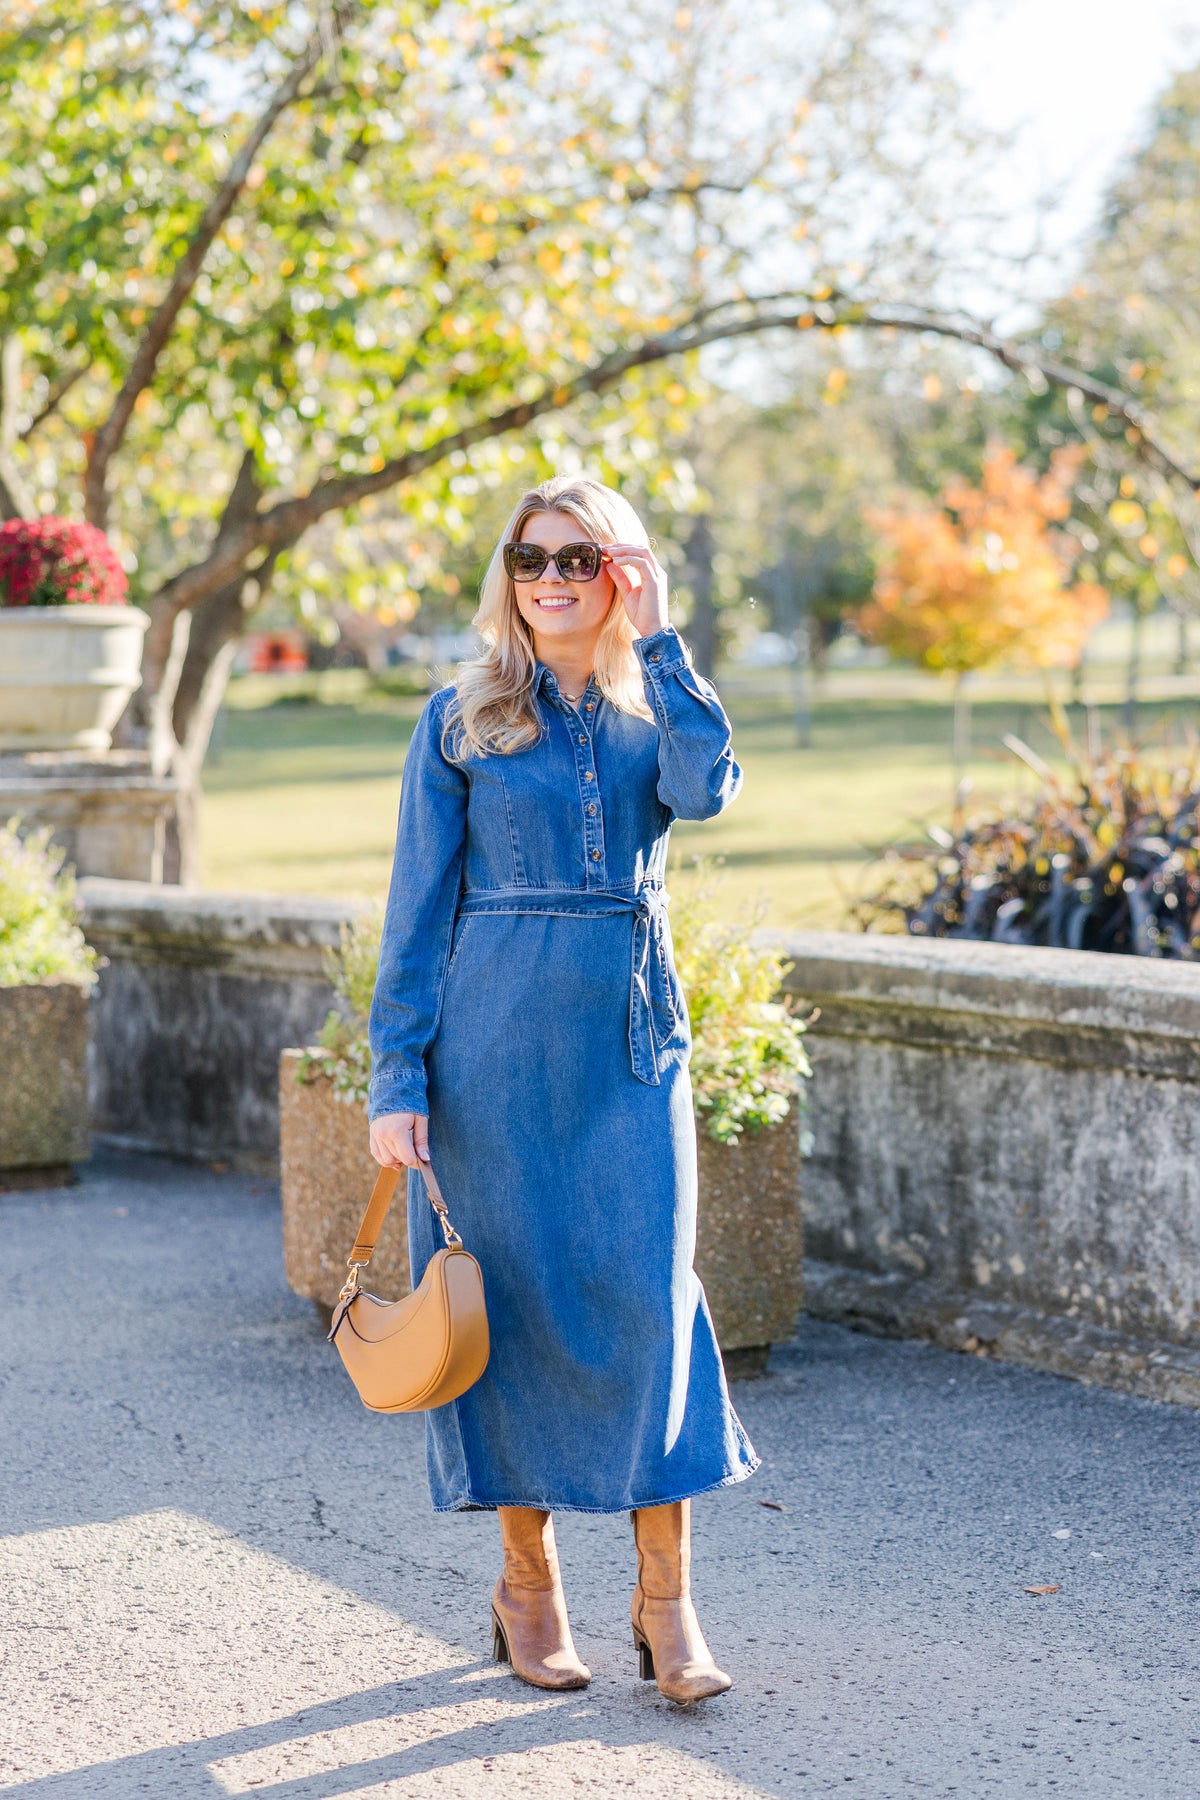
[533,661,596,702]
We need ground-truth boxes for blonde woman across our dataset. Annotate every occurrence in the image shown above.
[368,474,758,1704]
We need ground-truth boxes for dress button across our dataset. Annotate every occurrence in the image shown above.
[587,803,596,815]
[585,770,594,780]
[650,653,661,662]
[578,733,587,744]
[585,702,595,711]
[591,848,601,860]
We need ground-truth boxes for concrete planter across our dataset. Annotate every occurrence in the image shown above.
[280,1050,411,1312]
[695,1120,805,1372]
[0,982,89,1183]
[0,606,151,751]
[279,1048,804,1366]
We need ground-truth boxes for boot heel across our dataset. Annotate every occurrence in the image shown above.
[633,1629,655,1681]
[491,1608,510,1665]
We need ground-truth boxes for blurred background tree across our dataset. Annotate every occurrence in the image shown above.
[857,446,1109,776]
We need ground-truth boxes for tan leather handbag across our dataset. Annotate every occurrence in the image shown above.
[327,1159,489,1413]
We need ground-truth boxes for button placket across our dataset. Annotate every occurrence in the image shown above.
[572,700,605,885]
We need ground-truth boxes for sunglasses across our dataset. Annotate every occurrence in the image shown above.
[503,540,604,583]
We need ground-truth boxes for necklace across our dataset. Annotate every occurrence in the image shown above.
[560,676,592,703]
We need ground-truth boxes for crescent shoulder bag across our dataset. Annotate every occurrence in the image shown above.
[327,1158,489,1413]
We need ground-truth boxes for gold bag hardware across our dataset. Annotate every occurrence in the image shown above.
[327,1158,489,1413]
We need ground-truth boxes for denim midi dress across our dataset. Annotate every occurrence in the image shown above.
[367,623,760,1513]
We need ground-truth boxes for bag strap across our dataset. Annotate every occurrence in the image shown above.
[346,1157,462,1276]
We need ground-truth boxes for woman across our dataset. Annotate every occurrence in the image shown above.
[367,475,759,1705]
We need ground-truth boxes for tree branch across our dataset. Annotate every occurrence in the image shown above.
[82,34,326,530]
[19,354,93,441]
[0,337,35,519]
[143,292,1200,632]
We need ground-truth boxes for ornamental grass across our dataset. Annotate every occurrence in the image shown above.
[852,711,1200,959]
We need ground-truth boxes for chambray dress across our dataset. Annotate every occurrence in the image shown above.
[367,623,760,1512]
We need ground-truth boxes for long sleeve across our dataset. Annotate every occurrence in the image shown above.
[367,690,469,1119]
[633,624,743,821]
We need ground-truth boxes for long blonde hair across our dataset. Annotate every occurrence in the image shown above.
[442,476,656,759]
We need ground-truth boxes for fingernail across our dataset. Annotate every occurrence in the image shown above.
[419,1147,431,1160]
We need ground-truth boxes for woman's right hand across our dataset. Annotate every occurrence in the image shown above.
[370,1111,431,1170]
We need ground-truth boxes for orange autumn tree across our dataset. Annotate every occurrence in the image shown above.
[858,446,1109,773]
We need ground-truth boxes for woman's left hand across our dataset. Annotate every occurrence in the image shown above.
[601,543,669,639]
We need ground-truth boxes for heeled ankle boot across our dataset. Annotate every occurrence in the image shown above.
[630,1499,732,1704]
[491,1506,591,1690]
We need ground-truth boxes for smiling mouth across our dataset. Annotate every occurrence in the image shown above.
[535,595,578,610]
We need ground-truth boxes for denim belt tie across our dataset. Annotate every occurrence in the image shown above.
[455,885,678,1086]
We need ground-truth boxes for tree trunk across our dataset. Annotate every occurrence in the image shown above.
[113,452,280,882]
[1071,640,1087,707]
[0,337,35,521]
[777,556,812,750]
[157,561,275,882]
[682,510,717,679]
[952,673,973,792]
[1123,602,1144,736]
[789,609,812,750]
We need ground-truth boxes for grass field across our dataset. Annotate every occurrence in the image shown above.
[201,651,1200,930]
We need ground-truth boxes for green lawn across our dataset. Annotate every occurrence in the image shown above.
[201,665,1200,930]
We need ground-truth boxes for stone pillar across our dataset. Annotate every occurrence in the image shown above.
[0,751,179,883]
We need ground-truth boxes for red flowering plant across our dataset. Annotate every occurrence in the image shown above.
[0,517,129,608]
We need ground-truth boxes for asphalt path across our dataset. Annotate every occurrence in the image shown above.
[2,1153,1198,1799]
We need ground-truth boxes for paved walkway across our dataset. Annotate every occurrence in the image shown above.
[2,1153,1199,1799]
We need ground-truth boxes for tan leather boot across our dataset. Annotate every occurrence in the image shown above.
[630,1499,732,1704]
[491,1506,591,1690]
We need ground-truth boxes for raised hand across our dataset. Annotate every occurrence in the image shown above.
[601,543,669,640]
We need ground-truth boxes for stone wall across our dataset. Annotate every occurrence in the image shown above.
[79,880,354,1167]
[781,932,1200,1405]
[74,885,1200,1401]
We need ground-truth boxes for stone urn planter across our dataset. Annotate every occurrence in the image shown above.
[280,1049,804,1365]
[0,606,152,751]
[0,983,89,1187]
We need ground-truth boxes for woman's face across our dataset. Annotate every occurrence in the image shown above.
[511,510,616,656]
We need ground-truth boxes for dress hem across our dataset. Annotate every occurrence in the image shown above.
[428,1453,761,1516]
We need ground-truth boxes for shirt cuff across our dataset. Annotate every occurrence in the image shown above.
[633,624,690,677]
[367,1075,429,1122]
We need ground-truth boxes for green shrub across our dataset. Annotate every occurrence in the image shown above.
[298,900,383,1102]
[0,819,98,988]
[670,866,813,1145]
[301,871,813,1147]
